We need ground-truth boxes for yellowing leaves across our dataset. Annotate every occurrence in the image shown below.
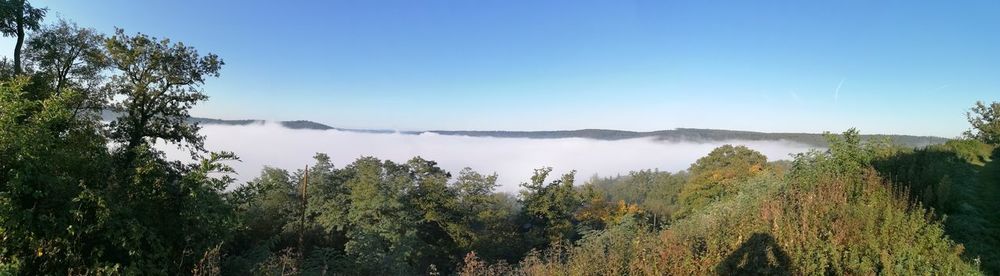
[576,199,644,227]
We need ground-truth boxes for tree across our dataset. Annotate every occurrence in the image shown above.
[677,145,767,217]
[407,157,474,273]
[575,185,644,232]
[519,168,581,246]
[0,21,236,272]
[965,101,1000,144]
[104,28,223,160]
[450,168,523,261]
[0,78,111,274]
[341,157,423,274]
[25,20,107,98]
[0,0,47,75]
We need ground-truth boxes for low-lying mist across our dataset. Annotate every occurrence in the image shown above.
[160,123,817,192]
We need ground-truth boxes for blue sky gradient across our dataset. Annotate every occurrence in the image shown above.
[4,0,999,137]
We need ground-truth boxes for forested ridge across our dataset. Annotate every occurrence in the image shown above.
[130,111,949,148]
[2,2,1000,275]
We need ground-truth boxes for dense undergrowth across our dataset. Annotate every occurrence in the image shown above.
[875,139,1000,274]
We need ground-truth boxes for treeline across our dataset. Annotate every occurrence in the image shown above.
[421,128,948,148]
[2,1,1000,275]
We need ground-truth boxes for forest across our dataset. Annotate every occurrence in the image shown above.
[2,1,1000,275]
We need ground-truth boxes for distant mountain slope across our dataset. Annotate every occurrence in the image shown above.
[103,110,337,131]
[105,110,947,148]
[428,128,948,148]
[186,117,334,130]
[189,117,263,126]
[279,120,335,130]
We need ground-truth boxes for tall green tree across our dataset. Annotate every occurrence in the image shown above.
[97,29,232,274]
[1,22,237,273]
[104,28,223,160]
[0,0,46,75]
[1,4,237,275]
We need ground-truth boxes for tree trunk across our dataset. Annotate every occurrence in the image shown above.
[13,1,25,75]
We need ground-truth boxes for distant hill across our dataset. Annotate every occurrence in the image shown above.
[102,111,948,148]
[189,117,263,126]
[429,128,948,148]
[103,111,338,131]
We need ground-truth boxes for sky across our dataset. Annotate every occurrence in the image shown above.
[3,0,999,137]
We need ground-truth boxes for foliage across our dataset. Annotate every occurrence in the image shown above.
[0,78,111,274]
[875,139,1000,273]
[450,168,524,262]
[105,28,223,157]
[25,19,107,98]
[0,1,993,274]
[965,101,1000,145]
[223,156,531,275]
[519,168,582,247]
[0,6,237,273]
[676,145,768,218]
[583,169,686,222]
[0,0,47,74]
[574,194,645,234]
[460,131,980,275]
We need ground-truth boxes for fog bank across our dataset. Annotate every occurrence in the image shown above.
[159,123,816,192]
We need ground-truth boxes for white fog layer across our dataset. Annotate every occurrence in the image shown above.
[158,123,817,192]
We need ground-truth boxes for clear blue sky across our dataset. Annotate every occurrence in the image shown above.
[5,0,999,137]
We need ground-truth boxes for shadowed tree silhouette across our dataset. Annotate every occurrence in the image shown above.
[717,233,792,275]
